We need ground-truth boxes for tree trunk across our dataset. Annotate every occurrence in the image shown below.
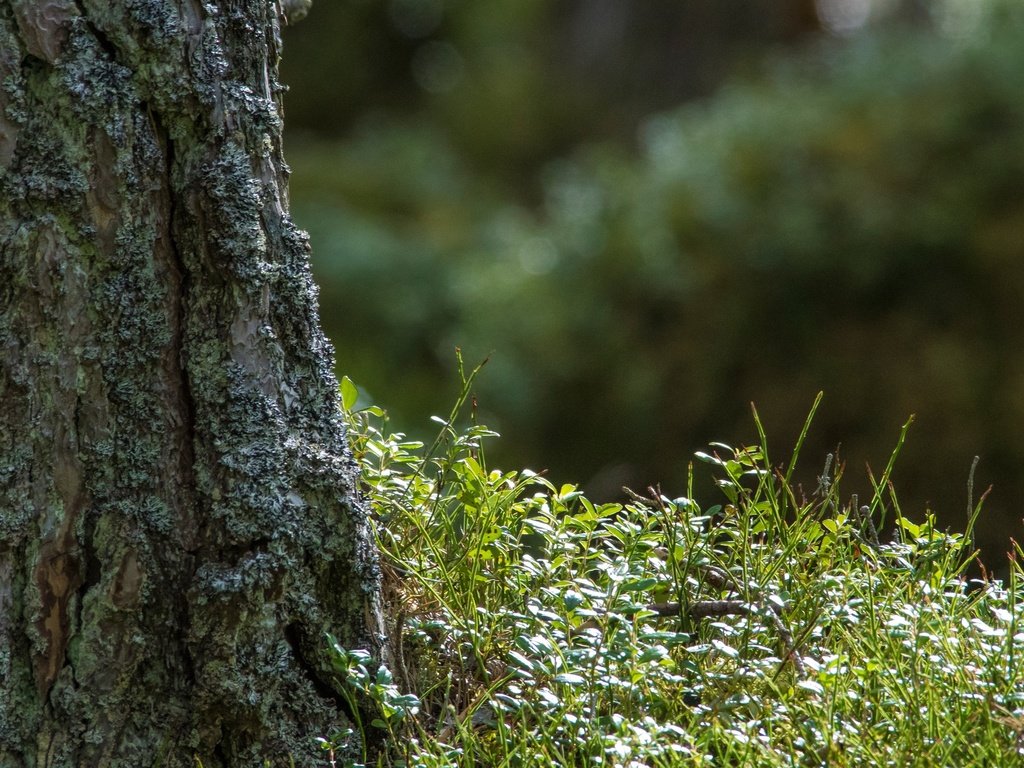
[0,2,385,765]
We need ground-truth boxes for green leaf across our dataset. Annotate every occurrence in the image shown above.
[897,516,921,537]
[554,672,586,685]
[621,577,658,593]
[341,376,359,411]
[638,646,669,663]
[797,679,824,695]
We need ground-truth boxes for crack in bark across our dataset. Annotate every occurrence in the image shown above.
[149,103,203,703]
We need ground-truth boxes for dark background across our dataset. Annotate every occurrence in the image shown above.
[281,0,1024,572]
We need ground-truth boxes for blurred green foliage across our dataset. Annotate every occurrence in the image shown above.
[281,1,820,185]
[284,1,1024,567]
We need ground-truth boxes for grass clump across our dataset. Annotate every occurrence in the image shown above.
[328,367,1024,767]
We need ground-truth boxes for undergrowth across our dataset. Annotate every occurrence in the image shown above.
[325,362,1024,767]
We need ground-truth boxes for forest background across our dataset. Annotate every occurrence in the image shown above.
[279,0,1024,570]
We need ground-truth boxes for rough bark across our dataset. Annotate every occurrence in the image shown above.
[0,2,385,765]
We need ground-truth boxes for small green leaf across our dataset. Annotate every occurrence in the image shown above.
[897,516,920,537]
[563,590,585,610]
[621,577,658,593]
[341,376,359,410]
[797,679,824,695]
[638,646,668,663]
[554,672,586,685]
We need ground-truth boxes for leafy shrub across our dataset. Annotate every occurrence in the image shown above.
[325,374,1024,767]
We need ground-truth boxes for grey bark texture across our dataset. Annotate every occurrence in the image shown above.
[0,1,386,766]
